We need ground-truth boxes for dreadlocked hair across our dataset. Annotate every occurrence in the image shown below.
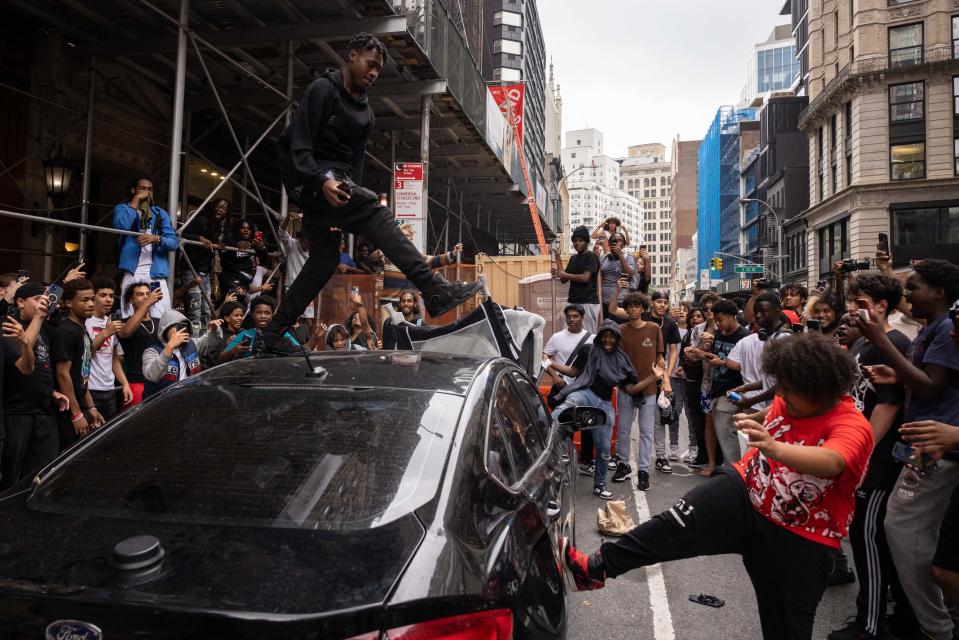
[347,32,386,58]
[762,332,858,402]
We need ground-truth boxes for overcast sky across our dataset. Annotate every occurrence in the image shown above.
[538,1,791,158]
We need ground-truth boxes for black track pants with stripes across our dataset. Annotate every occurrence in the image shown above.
[599,468,833,640]
[849,487,912,635]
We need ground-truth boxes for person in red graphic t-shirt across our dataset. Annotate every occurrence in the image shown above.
[561,333,874,640]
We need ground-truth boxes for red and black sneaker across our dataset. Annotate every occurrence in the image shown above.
[562,537,606,591]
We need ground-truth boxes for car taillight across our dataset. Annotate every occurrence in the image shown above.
[347,609,513,640]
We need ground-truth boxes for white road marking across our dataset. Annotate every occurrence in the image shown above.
[630,441,675,640]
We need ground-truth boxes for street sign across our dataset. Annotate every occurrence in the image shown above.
[740,279,752,290]
[734,265,764,273]
[394,163,424,219]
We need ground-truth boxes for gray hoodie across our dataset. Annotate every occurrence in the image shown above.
[142,309,224,383]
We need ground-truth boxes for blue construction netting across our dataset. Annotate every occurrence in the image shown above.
[697,106,758,284]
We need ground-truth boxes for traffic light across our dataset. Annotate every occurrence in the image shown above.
[709,258,716,270]
[716,258,724,270]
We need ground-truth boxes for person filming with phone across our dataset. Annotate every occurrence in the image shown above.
[113,177,177,319]
[142,310,224,399]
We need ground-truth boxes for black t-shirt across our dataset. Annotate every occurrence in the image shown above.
[851,331,912,490]
[565,251,600,305]
[709,326,750,398]
[2,321,57,416]
[680,327,703,383]
[51,318,92,408]
[117,319,156,384]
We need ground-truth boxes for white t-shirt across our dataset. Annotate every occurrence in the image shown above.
[85,315,124,392]
[726,331,790,408]
[544,329,594,384]
[134,243,153,278]
[249,265,267,300]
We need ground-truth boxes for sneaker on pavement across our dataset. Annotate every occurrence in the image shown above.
[607,455,620,469]
[577,461,595,476]
[668,446,680,461]
[828,617,894,640]
[636,470,650,491]
[611,462,632,483]
[562,537,606,591]
[424,279,484,317]
[593,484,613,500]
[655,456,673,474]
[687,455,708,468]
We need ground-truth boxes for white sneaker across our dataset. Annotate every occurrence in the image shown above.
[668,446,680,461]
[682,446,699,464]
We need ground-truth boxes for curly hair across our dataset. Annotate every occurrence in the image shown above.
[250,294,276,313]
[62,278,93,302]
[90,275,115,293]
[622,291,650,310]
[781,283,808,302]
[123,281,150,306]
[913,259,959,303]
[812,288,844,315]
[699,292,720,306]
[347,32,386,58]
[712,299,739,318]
[762,333,858,401]
[754,292,782,309]
[847,274,902,316]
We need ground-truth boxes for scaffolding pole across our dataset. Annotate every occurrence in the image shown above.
[166,0,190,292]
[419,95,431,256]
[0,208,243,253]
[279,41,295,223]
[79,58,97,262]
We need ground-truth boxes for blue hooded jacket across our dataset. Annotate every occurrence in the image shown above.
[113,202,179,279]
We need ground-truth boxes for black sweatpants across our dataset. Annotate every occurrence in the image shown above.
[600,468,832,640]
[90,389,118,422]
[684,378,706,460]
[849,487,910,636]
[269,186,436,336]
[0,413,59,491]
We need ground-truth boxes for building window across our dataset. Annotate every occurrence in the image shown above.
[493,67,522,82]
[889,23,923,68]
[818,127,825,200]
[953,16,959,59]
[784,230,807,274]
[818,218,849,278]
[493,39,522,55]
[891,203,959,266]
[830,114,838,191]
[492,10,522,27]
[889,82,924,122]
[954,77,959,175]
[890,142,926,180]
[845,101,853,187]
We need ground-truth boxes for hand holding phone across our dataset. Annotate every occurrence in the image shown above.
[878,233,890,255]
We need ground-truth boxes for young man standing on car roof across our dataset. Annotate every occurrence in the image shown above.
[262,33,480,353]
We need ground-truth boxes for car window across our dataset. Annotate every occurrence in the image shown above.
[487,411,521,486]
[28,386,462,531]
[491,374,543,482]
[508,371,550,457]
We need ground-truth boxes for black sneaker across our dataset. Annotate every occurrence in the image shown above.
[252,330,304,356]
[562,537,606,591]
[577,461,595,476]
[655,456,673,474]
[611,462,632,483]
[424,279,484,317]
[828,616,892,640]
[827,548,857,587]
[636,470,650,491]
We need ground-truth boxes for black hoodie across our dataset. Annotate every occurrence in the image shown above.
[277,69,373,199]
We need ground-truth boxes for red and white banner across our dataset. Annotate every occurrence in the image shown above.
[489,83,525,150]
[393,162,424,219]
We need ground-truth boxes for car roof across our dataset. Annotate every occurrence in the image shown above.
[191,351,503,396]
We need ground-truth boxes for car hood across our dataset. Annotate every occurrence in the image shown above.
[0,491,424,618]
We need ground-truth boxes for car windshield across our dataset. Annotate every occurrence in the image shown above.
[28,384,463,531]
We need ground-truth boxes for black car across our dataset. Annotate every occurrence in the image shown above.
[0,352,580,639]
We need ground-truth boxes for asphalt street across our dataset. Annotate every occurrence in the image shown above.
[566,416,859,640]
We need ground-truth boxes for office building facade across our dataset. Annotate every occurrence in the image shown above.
[670,137,701,296]
[740,24,801,107]
[619,144,673,289]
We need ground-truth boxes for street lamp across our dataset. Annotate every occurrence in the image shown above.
[557,162,597,250]
[43,153,74,206]
[741,197,784,283]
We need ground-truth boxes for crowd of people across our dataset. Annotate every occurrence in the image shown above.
[546,221,959,640]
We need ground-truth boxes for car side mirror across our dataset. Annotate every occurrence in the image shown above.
[555,406,609,431]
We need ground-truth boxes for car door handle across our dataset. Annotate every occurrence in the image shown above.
[547,500,561,522]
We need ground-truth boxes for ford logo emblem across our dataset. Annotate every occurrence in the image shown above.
[45,620,103,640]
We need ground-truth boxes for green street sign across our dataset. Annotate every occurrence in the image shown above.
[734,265,764,273]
